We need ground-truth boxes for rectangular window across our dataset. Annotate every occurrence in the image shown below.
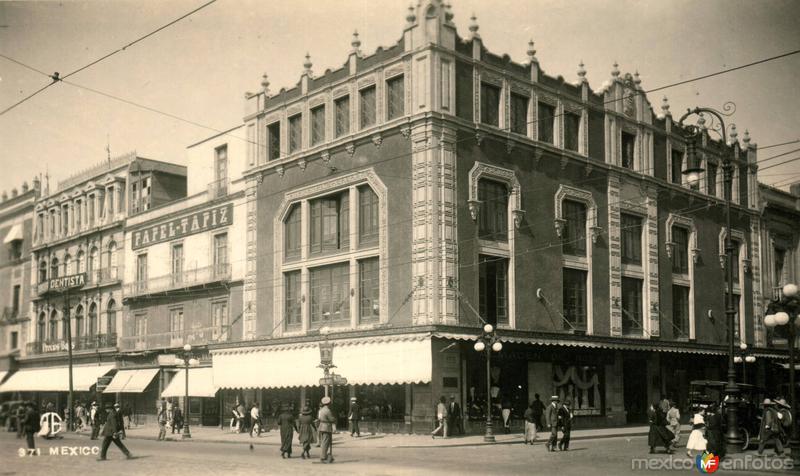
[311,105,325,146]
[358,185,379,246]
[88,195,95,225]
[387,75,405,120]
[284,271,302,328]
[359,258,380,323]
[564,112,581,152]
[135,254,147,291]
[480,83,500,126]
[621,213,643,265]
[134,313,147,337]
[360,86,376,129]
[562,200,587,257]
[215,145,228,184]
[284,204,302,259]
[12,285,20,316]
[621,131,636,169]
[537,102,555,144]
[621,277,643,336]
[169,308,184,335]
[671,149,684,184]
[310,192,349,254]
[478,255,509,326]
[510,93,528,135]
[171,244,184,284]
[671,226,689,274]
[672,285,689,337]
[731,240,741,285]
[267,121,281,161]
[288,114,302,153]
[562,268,587,329]
[213,233,228,274]
[478,179,508,242]
[212,301,229,336]
[706,162,718,197]
[310,263,350,325]
[10,331,18,350]
[335,96,350,137]
[774,248,786,285]
[75,200,82,230]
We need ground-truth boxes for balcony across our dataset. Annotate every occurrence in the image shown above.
[118,326,230,352]
[86,266,123,287]
[35,281,50,296]
[124,264,231,299]
[25,333,117,355]
[208,178,228,200]
[1,307,20,323]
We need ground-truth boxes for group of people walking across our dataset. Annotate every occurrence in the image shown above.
[156,398,184,440]
[273,396,337,463]
[430,395,464,438]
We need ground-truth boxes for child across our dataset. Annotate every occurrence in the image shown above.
[686,405,707,458]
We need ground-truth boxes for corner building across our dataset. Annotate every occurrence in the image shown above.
[211,1,780,432]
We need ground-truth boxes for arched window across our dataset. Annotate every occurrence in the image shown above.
[63,253,72,275]
[76,250,85,273]
[106,300,117,336]
[49,309,58,341]
[88,302,97,337]
[37,312,46,343]
[88,247,98,276]
[50,257,59,279]
[108,241,118,269]
[74,305,84,338]
[39,260,48,283]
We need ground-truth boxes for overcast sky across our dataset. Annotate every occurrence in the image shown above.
[1,0,798,196]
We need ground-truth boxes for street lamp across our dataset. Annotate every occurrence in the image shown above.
[176,343,199,439]
[763,282,800,463]
[679,105,744,452]
[732,342,756,384]
[473,323,502,443]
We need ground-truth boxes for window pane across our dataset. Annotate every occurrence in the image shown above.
[478,179,508,242]
[621,214,642,265]
[359,258,380,322]
[285,271,302,327]
[289,114,302,153]
[672,227,689,274]
[621,277,643,335]
[310,263,350,325]
[358,185,379,246]
[285,204,302,259]
[510,93,528,135]
[671,149,684,184]
[706,162,718,197]
[537,102,555,143]
[360,86,376,129]
[563,268,587,329]
[621,132,635,169]
[564,112,581,152]
[387,76,405,120]
[562,200,587,257]
[478,255,509,326]
[311,106,325,145]
[268,122,281,161]
[480,83,500,126]
[335,96,350,137]
[672,285,689,337]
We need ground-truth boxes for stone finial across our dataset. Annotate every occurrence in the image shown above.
[634,70,642,87]
[444,2,454,22]
[11,188,18,198]
[743,129,751,146]
[729,124,738,144]
[406,3,416,25]
[1,191,6,201]
[33,176,41,190]
[22,181,29,192]
[611,62,620,78]
[577,61,587,83]
[303,53,313,76]
[661,96,671,116]
[260,73,270,96]
[527,39,537,63]
[351,30,362,55]
[469,13,480,39]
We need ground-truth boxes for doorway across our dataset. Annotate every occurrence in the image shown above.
[623,355,648,424]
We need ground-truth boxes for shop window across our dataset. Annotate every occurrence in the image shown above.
[620,213,643,265]
[386,75,405,121]
[510,93,528,135]
[553,365,603,416]
[310,263,350,326]
[564,112,581,152]
[562,200,587,257]
[537,102,555,144]
[563,268,587,329]
[621,277,643,336]
[335,96,350,137]
[478,179,508,242]
[480,83,500,127]
[478,255,508,326]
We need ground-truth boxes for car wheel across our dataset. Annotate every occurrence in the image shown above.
[739,427,750,451]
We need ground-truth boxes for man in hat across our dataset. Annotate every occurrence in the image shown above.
[22,401,40,452]
[448,395,463,436]
[545,396,559,452]
[113,403,126,439]
[557,399,574,451]
[98,403,133,461]
[348,397,361,437]
[318,397,336,463]
[90,402,101,440]
[758,398,784,456]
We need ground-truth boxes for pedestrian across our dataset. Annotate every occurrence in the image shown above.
[557,399,574,451]
[776,398,792,444]
[16,403,26,439]
[685,406,707,458]
[531,393,545,440]
[237,401,246,433]
[90,402,101,440]
[666,400,681,448]
[705,403,725,458]
[113,403,126,439]
[523,402,536,444]
[758,399,783,456]
[230,405,240,433]
[157,401,168,441]
[648,401,675,454]
[317,396,336,464]
[297,404,316,459]
[74,401,85,432]
[545,395,559,452]
[448,395,463,436]
[250,403,261,437]
[122,404,132,429]
[501,398,512,434]
[430,395,448,439]
[98,403,133,461]
[166,399,174,433]
[23,402,40,453]
[277,403,297,458]
[348,397,361,437]
[172,404,183,434]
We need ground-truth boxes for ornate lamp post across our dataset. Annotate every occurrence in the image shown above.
[473,323,502,443]
[679,104,744,452]
[176,343,199,439]
[764,282,800,463]
[733,342,756,384]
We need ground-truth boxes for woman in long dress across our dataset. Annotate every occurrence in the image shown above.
[685,406,707,458]
[277,404,297,458]
[297,405,316,459]
[704,403,726,459]
[648,402,675,454]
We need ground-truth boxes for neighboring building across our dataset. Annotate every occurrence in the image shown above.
[0,179,40,384]
[208,0,774,432]
[115,127,246,426]
[0,153,186,411]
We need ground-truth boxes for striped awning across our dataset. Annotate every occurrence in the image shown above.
[212,334,432,389]
[0,364,115,392]
[161,367,216,398]
[103,368,159,393]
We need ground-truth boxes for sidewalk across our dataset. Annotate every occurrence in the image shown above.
[76,423,692,448]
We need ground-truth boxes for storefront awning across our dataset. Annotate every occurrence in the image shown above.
[0,364,115,393]
[3,224,22,244]
[212,334,432,389]
[103,368,159,393]
[161,367,217,398]
[0,371,7,384]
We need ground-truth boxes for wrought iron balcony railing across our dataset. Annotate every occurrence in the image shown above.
[208,178,229,200]
[124,263,231,298]
[118,326,230,352]
[1,307,20,323]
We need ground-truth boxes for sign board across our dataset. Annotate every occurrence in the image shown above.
[319,377,334,386]
[333,376,348,386]
[42,341,74,353]
[48,273,86,293]
[96,376,113,393]
[131,202,233,250]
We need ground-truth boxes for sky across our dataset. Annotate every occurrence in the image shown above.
[0,0,799,196]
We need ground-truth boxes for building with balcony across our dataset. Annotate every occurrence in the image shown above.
[116,128,246,426]
[0,179,40,382]
[204,1,782,433]
[8,153,186,409]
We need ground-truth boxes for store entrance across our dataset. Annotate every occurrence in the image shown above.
[623,356,648,424]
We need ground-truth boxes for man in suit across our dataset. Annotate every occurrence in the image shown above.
[23,402,40,452]
[348,397,361,437]
[98,404,133,461]
[448,395,463,436]
[317,397,337,464]
[557,399,574,451]
[545,395,560,452]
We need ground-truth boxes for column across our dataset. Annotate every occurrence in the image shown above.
[608,173,623,336]
[645,186,659,336]
[243,176,259,340]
